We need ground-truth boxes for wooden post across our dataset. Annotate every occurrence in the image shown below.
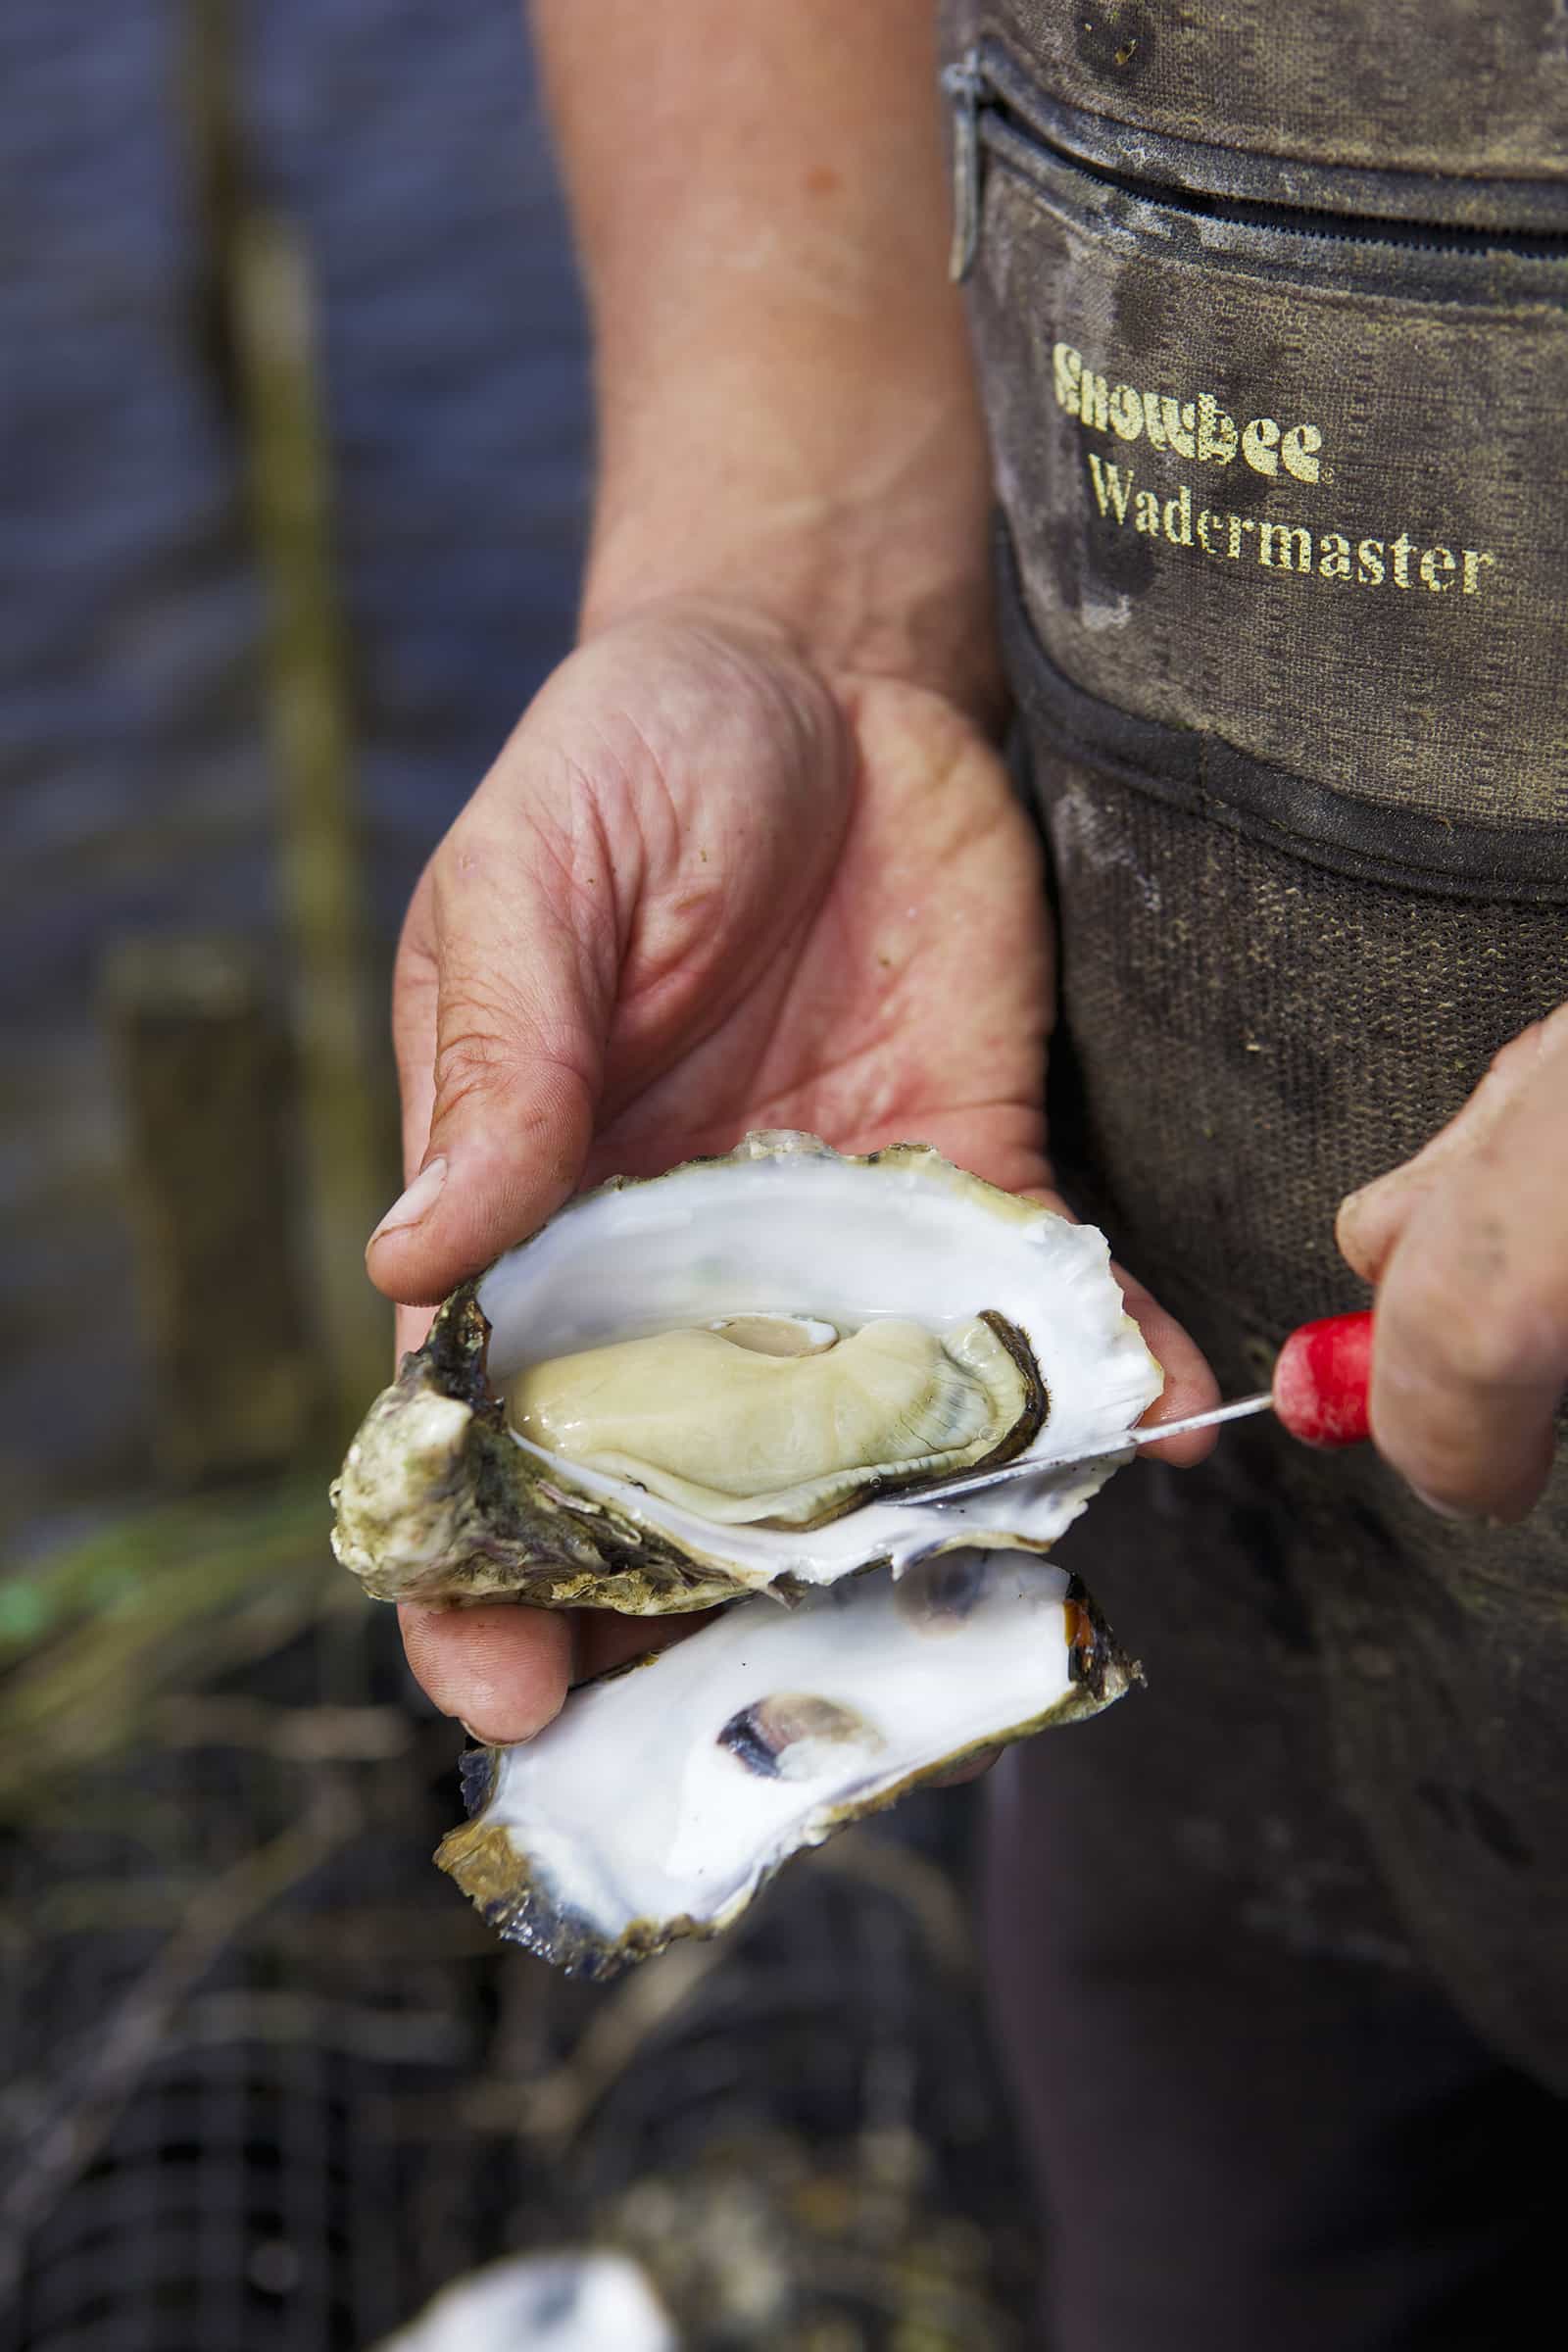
[102,935,318,1482]
[183,0,395,1442]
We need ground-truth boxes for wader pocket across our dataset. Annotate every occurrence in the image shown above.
[948,34,1568,1348]
[952,35,1568,834]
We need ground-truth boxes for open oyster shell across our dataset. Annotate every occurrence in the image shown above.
[330,1131,1161,1612]
[440,1548,1135,1978]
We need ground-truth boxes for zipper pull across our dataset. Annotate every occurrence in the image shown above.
[942,50,986,284]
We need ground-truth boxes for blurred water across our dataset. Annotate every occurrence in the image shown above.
[0,0,591,1526]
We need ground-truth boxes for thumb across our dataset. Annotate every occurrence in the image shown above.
[366,805,617,1304]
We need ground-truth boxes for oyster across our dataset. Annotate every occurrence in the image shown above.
[331,1131,1161,1612]
[439,1547,1134,1977]
[505,1307,1041,1528]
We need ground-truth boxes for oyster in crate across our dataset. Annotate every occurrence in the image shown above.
[331,1130,1161,1610]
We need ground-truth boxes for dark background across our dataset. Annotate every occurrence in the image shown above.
[0,6,1035,2345]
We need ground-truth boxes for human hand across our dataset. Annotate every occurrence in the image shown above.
[1338,1006,1568,1521]
[367,605,1219,1743]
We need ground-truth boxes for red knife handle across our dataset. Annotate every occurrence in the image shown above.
[1272,1310,1374,1448]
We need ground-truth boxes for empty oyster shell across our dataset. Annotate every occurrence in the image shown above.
[439,1548,1134,1977]
[330,1132,1161,1612]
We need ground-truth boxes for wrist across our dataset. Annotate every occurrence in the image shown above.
[578,332,1005,725]
[582,524,1004,730]
[537,0,1004,711]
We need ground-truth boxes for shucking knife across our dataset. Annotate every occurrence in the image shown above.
[908,1309,1374,1505]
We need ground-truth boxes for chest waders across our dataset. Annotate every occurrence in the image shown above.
[944,0,1568,2121]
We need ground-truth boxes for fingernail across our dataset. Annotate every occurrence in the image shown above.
[369,1156,447,1247]
[460,1718,515,1749]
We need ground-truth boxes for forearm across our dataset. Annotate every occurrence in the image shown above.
[532,0,1000,713]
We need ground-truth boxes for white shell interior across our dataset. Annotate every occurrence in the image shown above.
[375,2253,674,2352]
[474,1135,1162,1587]
[468,1549,1091,1949]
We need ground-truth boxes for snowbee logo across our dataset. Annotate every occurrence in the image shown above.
[1053,342,1324,482]
[1054,340,1497,600]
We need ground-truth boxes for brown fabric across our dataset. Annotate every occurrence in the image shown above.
[1002,710,1568,1326]
[984,1456,1563,2352]
[1016,722,1568,2089]
[953,10,1568,2094]
[953,2,1568,189]
[966,124,1568,824]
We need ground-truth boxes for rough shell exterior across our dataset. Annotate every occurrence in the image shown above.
[331,1286,748,1613]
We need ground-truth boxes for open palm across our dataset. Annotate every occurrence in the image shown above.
[368,607,1214,1740]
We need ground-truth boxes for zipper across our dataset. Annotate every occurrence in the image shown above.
[942,44,1568,282]
[943,52,986,283]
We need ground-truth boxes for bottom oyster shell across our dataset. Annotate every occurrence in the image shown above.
[438,1548,1135,1978]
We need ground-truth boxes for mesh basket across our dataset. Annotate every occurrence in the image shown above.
[2,1575,1036,2352]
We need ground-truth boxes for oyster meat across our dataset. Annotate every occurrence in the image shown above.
[506,1308,1040,1528]
[331,1131,1161,1612]
[440,1546,1133,1977]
